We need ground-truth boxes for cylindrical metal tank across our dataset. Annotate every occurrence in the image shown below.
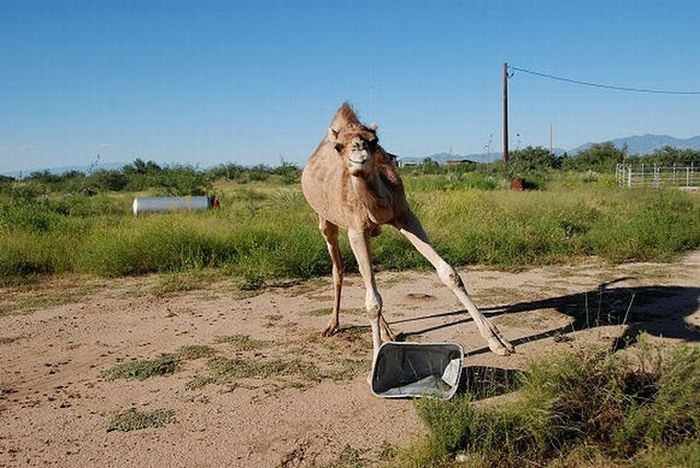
[132,196,212,216]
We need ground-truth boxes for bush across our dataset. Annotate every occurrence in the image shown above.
[564,142,625,172]
[408,340,700,467]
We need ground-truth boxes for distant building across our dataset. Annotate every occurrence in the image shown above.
[445,158,477,165]
[397,159,419,168]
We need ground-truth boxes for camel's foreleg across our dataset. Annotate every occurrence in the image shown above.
[348,228,385,362]
[396,211,514,356]
[319,218,343,337]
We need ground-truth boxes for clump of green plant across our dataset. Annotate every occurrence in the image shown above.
[323,359,367,381]
[393,339,700,467]
[107,407,174,432]
[151,269,213,295]
[176,344,215,360]
[100,355,180,381]
[213,334,271,351]
[326,444,366,468]
[207,356,320,382]
[185,375,216,391]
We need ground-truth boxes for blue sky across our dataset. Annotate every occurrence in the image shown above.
[1,0,699,174]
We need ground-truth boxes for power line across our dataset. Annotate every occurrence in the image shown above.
[509,65,700,95]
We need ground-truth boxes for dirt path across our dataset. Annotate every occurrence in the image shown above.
[1,253,698,467]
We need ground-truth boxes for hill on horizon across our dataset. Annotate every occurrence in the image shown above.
[402,133,700,164]
[569,134,700,155]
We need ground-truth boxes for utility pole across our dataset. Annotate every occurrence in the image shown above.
[549,124,553,154]
[502,62,509,168]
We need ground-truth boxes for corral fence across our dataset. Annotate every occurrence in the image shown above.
[616,163,698,188]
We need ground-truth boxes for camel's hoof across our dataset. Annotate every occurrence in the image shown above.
[321,326,338,337]
[381,329,397,342]
[488,337,515,356]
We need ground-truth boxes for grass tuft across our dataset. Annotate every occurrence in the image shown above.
[100,355,180,381]
[107,407,174,432]
[207,356,321,382]
[213,334,271,351]
[176,344,215,360]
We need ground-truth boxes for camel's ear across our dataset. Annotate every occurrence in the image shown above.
[368,122,378,132]
[328,127,344,155]
[327,127,339,142]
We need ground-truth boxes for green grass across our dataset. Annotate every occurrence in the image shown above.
[391,338,700,467]
[176,344,215,360]
[100,355,180,381]
[101,344,217,381]
[213,334,271,351]
[206,356,321,382]
[107,408,175,432]
[1,179,698,285]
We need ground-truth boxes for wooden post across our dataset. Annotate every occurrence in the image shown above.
[503,62,509,168]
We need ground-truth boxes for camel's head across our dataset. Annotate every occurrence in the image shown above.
[328,123,379,178]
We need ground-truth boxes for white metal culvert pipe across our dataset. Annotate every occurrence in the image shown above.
[132,196,219,216]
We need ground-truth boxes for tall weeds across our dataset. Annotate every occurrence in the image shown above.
[401,340,700,467]
[0,180,698,284]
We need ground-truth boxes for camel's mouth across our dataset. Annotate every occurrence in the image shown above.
[348,159,369,170]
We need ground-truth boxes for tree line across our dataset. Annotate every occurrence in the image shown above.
[2,145,698,196]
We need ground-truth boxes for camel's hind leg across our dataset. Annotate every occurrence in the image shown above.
[396,211,514,356]
[319,218,343,336]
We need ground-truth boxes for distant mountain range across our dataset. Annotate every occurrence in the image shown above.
[400,134,700,165]
[569,134,700,155]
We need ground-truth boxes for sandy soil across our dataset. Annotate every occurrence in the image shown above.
[1,252,698,467]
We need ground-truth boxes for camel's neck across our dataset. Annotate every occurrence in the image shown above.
[350,173,393,224]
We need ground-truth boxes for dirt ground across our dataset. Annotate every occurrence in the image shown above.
[1,252,698,467]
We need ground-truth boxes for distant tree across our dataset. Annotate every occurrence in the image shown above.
[419,158,441,174]
[509,146,560,175]
[564,142,625,171]
[124,158,162,175]
[628,146,700,166]
[86,169,128,192]
[272,161,300,184]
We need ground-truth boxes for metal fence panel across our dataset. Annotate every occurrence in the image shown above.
[616,164,698,188]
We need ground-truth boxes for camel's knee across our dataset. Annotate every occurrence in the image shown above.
[365,290,382,320]
[437,262,464,290]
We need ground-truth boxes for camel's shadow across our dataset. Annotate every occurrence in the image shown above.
[397,278,700,355]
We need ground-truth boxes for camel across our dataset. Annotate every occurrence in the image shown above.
[301,103,514,362]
